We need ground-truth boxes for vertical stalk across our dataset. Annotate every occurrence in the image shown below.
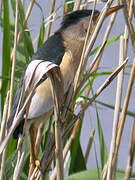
[0,92,9,180]
[13,138,27,180]
[8,0,19,117]
[11,0,35,60]
[46,0,56,40]
[114,59,135,174]
[106,36,124,180]
[124,120,135,180]
[0,0,3,21]
[47,68,64,180]
[85,129,95,163]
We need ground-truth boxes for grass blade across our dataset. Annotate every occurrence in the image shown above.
[95,102,108,169]
[1,0,11,113]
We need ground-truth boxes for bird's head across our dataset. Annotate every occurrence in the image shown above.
[59,10,99,42]
[58,5,123,43]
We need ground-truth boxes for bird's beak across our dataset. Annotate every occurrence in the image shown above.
[105,5,124,17]
[93,5,124,21]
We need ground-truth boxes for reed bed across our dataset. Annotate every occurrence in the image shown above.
[0,0,135,179]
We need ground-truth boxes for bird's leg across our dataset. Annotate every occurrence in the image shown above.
[30,124,37,163]
[35,122,44,157]
[28,124,37,178]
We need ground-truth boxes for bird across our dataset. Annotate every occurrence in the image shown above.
[0,6,123,157]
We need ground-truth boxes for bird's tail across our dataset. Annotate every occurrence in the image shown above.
[7,74,25,138]
[12,119,24,139]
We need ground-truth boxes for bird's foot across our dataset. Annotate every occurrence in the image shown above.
[35,159,41,168]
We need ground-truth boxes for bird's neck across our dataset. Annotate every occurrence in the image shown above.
[61,30,85,66]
